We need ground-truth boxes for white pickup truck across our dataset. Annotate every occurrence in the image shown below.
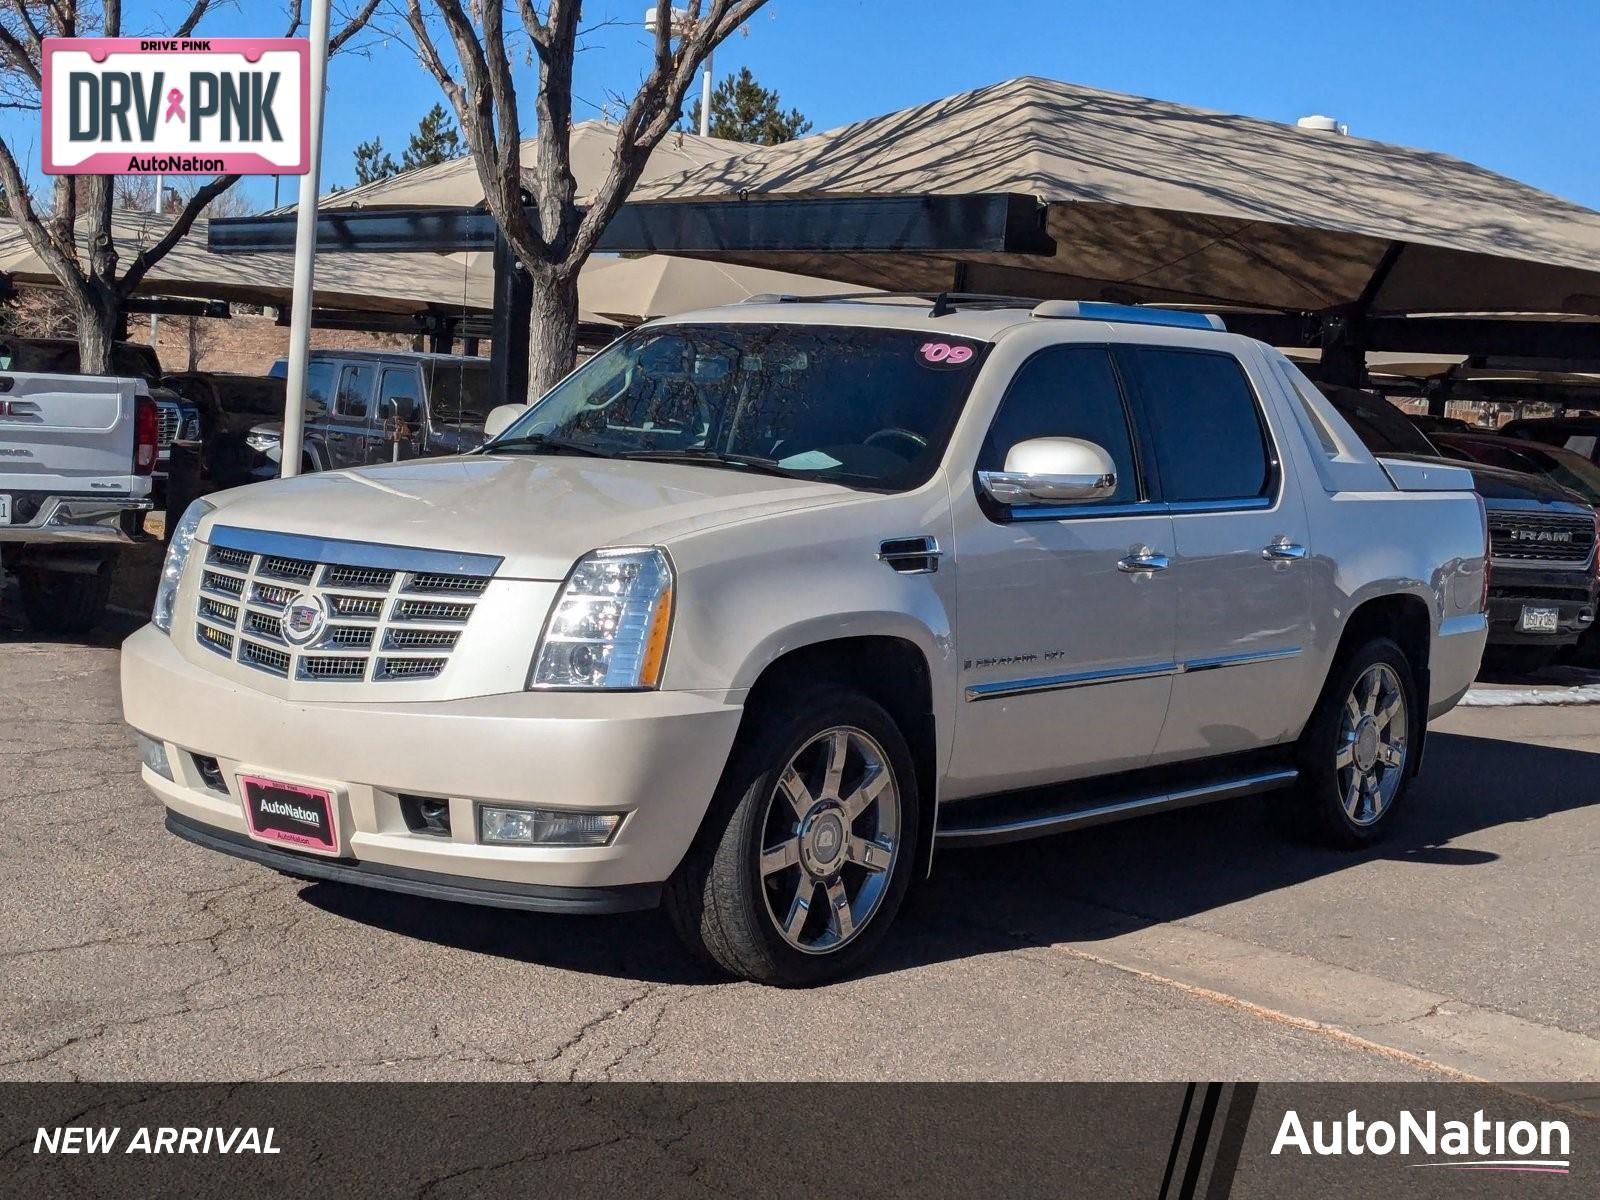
[121,298,1490,985]
[0,370,157,632]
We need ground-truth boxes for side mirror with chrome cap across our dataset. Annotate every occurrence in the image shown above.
[977,437,1118,508]
[483,403,532,442]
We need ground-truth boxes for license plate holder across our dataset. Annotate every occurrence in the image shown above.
[239,775,340,857]
[1518,605,1560,634]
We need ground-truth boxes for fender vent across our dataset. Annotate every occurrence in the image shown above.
[878,536,942,575]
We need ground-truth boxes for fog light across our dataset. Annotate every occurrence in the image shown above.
[131,729,173,781]
[478,805,621,847]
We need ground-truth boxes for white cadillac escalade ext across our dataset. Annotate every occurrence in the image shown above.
[121,299,1490,985]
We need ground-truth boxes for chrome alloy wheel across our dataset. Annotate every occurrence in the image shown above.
[758,726,901,954]
[1335,662,1408,826]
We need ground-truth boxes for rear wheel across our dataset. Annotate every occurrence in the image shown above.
[1293,639,1415,847]
[18,558,113,636]
[666,687,918,986]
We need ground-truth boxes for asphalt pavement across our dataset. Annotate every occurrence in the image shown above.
[2,599,1597,1083]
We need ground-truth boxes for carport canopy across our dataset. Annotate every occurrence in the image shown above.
[622,76,1600,321]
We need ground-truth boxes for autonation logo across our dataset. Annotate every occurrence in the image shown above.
[1272,1108,1571,1174]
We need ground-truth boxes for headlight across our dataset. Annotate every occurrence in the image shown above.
[152,499,213,634]
[530,547,674,689]
[246,431,280,452]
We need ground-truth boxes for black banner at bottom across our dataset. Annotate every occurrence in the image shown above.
[2,1082,1593,1197]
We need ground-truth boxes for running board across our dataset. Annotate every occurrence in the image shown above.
[935,758,1298,848]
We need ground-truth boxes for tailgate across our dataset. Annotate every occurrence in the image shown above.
[0,372,140,492]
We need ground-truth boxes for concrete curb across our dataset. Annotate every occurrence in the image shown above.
[1039,909,1600,1083]
[1460,686,1600,707]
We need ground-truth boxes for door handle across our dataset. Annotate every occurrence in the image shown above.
[1118,547,1170,573]
[1261,537,1308,561]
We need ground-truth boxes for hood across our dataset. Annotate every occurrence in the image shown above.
[202,453,857,579]
[1385,453,1593,508]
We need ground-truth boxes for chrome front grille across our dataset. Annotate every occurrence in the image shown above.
[156,405,179,448]
[192,530,501,685]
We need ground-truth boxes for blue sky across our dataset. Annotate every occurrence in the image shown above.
[9,0,1600,211]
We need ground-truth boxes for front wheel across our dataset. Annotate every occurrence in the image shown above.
[665,688,919,986]
[1293,639,1415,848]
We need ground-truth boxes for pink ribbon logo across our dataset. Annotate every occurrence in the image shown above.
[164,88,185,123]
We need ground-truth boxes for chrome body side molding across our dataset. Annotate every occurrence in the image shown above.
[966,646,1303,701]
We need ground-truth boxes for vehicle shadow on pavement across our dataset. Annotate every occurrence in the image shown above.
[297,730,1597,985]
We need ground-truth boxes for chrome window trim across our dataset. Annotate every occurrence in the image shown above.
[1004,496,1276,523]
[966,646,1303,701]
[207,526,502,577]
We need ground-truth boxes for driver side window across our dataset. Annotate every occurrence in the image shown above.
[979,345,1140,505]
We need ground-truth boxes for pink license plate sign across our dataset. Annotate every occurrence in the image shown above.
[42,37,309,176]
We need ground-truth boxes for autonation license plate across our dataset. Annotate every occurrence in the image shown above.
[1519,605,1560,634]
[239,776,339,857]
[0,494,10,525]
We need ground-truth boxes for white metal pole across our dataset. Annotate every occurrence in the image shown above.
[280,0,331,480]
[149,173,163,344]
[699,49,713,137]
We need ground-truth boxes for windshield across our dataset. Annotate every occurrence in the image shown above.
[487,322,988,490]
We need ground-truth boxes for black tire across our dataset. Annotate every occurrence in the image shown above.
[18,559,113,636]
[665,686,920,986]
[1293,638,1417,849]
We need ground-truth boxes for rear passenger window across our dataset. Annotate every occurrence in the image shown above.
[1121,348,1271,503]
[335,364,374,419]
[978,346,1138,505]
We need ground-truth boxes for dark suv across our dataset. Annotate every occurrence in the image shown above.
[1321,385,1598,671]
[259,351,490,472]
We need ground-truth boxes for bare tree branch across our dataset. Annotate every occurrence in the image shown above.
[330,0,379,51]
[118,174,239,297]
[571,0,767,265]
[0,134,86,296]
[171,0,211,39]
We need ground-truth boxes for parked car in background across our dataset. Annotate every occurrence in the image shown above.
[123,300,1488,985]
[1432,431,1600,508]
[162,372,289,490]
[0,367,155,632]
[1500,415,1600,467]
[1434,431,1600,665]
[1320,385,1598,671]
[255,351,490,473]
[0,337,198,495]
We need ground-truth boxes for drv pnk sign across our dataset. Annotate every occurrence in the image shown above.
[42,38,308,175]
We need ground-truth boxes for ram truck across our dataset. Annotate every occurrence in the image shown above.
[1,369,157,632]
[120,299,1489,985]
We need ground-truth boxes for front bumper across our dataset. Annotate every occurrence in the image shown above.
[1486,564,1598,647]
[0,495,151,544]
[121,624,745,899]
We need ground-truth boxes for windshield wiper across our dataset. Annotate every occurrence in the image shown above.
[483,433,614,458]
[619,448,815,481]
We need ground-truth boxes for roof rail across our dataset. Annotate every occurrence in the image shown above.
[735,292,1227,330]
[1031,301,1226,331]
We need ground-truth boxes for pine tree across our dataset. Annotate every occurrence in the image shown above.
[401,104,462,171]
[353,137,398,186]
[688,66,812,144]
